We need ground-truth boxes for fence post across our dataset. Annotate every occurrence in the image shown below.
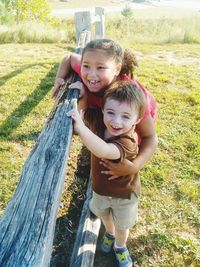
[75,11,91,44]
[75,8,105,42]
[95,7,105,38]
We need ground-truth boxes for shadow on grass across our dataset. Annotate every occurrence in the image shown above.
[14,131,41,142]
[0,63,46,87]
[0,63,59,140]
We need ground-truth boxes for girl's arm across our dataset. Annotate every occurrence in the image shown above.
[133,116,157,170]
[52,53,81,98]
[67,100,121,160]
[100,115,157,179]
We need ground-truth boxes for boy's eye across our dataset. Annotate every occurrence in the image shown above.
[123,115,130,120]
[107,111,114,115]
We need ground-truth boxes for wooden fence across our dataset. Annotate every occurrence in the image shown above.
[0,8,104,267]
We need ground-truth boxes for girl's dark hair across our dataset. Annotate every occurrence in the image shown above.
[103,80,146,120]
[82,38,138,79]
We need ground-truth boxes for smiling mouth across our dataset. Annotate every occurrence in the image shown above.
[111,126,122,131]
[88,80,99,85]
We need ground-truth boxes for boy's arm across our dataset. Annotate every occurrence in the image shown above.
[67,100,120,160]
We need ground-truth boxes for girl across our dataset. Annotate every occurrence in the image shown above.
[52,38,157,179]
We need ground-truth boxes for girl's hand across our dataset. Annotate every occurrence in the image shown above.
[52,78,65,98]
[69,81,85,98]
[100,158,139,180]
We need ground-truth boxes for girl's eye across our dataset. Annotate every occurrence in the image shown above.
[82,64,89,68]
[98,66,106,70]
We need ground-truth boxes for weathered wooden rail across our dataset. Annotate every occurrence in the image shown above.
[0,8,104,267]
[0,81,81,267]
[69,177,101,267]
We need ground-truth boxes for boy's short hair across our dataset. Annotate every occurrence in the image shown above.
[103,80,146,120]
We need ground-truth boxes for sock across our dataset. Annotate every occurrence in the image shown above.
[106,232,115,238]
[114,242,126,250]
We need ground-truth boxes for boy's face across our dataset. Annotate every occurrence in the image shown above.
[80,49,121,93]
[103,98,138,136]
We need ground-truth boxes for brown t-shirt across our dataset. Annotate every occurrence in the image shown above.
[91,130,140,200]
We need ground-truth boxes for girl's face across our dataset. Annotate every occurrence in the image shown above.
[103,98,138,137]
[80,49,121,93]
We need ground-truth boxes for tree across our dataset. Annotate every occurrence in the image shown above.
[121,5,134,35]
[0,0,14,24]
[8,0,51,23]
[121,5,134,19]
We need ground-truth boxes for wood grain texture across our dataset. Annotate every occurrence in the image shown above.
[0,86,79,267]
[69,177,101,267]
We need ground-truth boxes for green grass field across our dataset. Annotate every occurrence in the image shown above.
[0,42,199,266]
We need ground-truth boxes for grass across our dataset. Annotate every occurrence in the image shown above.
[0,42,199,266]
[1,14,200,44]
[0,21,75,43]
[106,15,200,44]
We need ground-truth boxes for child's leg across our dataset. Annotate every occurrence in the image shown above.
[114,227,133,266]
[111,194,138,266]
[100,211,115,235]
[89,192,116,253]
[99,212,116,253]
[114,227,129,248]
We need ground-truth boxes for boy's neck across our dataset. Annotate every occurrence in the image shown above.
[104,129,116,139]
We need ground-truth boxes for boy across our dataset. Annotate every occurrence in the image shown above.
[67,80,146,267]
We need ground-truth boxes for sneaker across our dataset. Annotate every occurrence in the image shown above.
[100,232,115,253]
[114,247,133,267]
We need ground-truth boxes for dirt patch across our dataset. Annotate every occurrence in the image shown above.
[147,51,199,66]
[134,50,198,66]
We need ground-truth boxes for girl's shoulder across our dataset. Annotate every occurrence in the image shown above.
[71,53,81,75]
[133,79,151,96]
[133,79,158,123]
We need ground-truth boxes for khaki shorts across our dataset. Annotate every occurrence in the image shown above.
[89,191,138,230]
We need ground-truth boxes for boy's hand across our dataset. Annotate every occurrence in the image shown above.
[69,81,85,98]
[52,78,65,98]
[67,99,84,133]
